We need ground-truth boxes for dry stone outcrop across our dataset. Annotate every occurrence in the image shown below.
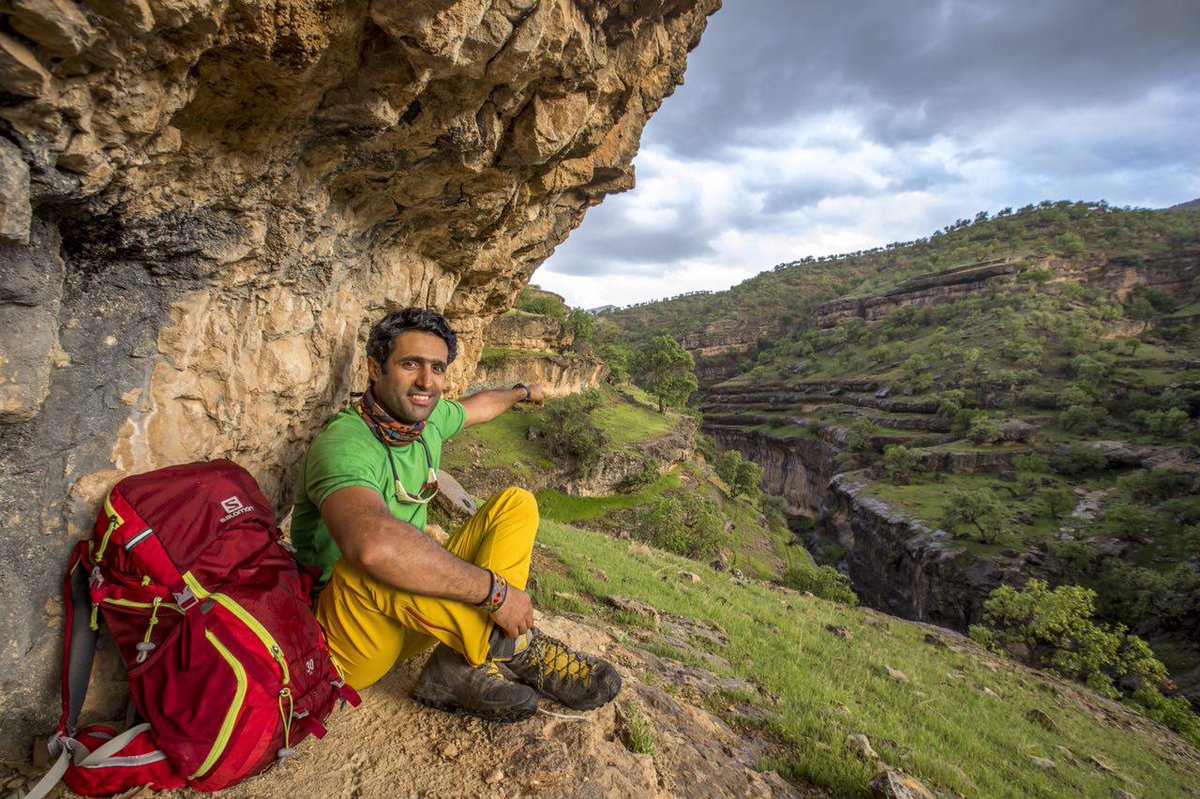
[0,0,721,759]
[470,310,608,396]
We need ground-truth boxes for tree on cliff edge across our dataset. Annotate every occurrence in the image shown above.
[633,335,698,413]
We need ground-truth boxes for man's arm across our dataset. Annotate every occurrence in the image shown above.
[320,486,533,636]
[460,383,544,427]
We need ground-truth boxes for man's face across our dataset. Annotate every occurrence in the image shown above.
[367,331,449,424]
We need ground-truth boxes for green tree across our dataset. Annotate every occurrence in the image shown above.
[967,414,1005,445]
[632,335,698,413]
[1101,501,1156,542]
[1060,404,1107,434]
[732,458,764,503]
[636,496,686,554]
[1041,487,1076,519]
[564,309,595,342]
[515,287,567,318]
[941,488,1014,544]
[969,580,1168,701]
[543,389,609,476]
[780,564,857,605]
[715,450,763,501]
[882,445,921,485]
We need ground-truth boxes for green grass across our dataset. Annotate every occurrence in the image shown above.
[622,702,657,756]
[592,396,676,444]
[442,409,555,476]
[536,471,681,524]
[533,518,1200,798]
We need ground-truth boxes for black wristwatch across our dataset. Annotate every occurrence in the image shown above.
[512,383,532,402]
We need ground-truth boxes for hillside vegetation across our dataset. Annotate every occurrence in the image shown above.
[605,201,1200,347]
[599,200,1200,753]
[441,384,839,592]
[437,390,1200,798]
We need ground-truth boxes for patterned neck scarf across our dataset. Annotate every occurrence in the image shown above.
[355,385,425,447]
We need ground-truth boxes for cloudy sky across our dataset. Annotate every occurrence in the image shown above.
[535,0,1200,308]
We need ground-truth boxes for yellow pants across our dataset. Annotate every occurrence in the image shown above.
[315,487,538,690]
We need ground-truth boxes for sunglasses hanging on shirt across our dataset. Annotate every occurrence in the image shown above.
[370,430,441,505]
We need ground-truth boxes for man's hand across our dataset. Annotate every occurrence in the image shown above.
[525,383,546,409]
[491,585,534,638]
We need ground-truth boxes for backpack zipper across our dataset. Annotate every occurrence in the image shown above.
[190,629,247,780]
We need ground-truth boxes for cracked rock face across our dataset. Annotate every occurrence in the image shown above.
[0,0,719,758]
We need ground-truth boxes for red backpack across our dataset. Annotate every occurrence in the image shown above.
[27,460,359,798]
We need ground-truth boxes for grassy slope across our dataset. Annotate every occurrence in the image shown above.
[533,519,1200,799]
[444,384,796,580]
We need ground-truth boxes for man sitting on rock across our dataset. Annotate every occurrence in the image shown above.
[289,307,620,722]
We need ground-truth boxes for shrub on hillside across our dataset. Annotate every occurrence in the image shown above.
[1130,407,1190,438]
[969,580,1166,696]
[515,288,567,318]
[1014,452,1050,473]
[617,460,659,493]
[1100,501,1156,542]
[844,417,878,451]
[967,414,1005,445]
[780,564,858,605]
[543,389,609,476]
[1041,487,1076,519]
[564,308,595,341]
[634,495,725,560]
[969,579,1198,746]
[715,450,764,501]
[1060,404,1109,434]
[1050,443,1109,476]
[882,445,922,485]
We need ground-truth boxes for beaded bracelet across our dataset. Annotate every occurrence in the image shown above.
[476,570,508,613]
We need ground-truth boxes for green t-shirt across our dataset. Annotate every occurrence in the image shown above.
[290,398,467,586]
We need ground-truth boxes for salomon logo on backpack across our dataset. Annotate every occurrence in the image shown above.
[27,460,359,798]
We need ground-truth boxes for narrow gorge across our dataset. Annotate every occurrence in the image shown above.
[693,244,1200,654]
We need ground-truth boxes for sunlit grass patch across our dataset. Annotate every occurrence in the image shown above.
[534,518,1200,798]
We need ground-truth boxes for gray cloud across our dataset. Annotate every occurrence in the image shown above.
[537,1,1200,305]
[547,204,717,277]
[650,0,1200,156]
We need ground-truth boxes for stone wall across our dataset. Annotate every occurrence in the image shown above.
[0,0,720,759]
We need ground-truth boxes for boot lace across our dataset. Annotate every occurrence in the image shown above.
[531,637,593,689]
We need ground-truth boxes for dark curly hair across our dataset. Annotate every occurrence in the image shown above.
[366,308,458,368]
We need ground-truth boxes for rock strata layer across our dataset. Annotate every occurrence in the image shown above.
[470,310,609,396]
[0,0,720,758]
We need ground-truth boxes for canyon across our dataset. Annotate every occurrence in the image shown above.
[693,243,1200,683]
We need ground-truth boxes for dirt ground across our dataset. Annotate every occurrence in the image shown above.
[11,614,804,799]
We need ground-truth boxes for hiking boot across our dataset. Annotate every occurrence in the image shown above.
[410,644,538,722]
[502,629,622,711]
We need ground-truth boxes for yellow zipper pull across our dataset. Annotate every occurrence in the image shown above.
[276,688,295,761]
[135,598,162,664]
[89,603,99,631]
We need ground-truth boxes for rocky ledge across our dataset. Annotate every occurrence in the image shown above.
[470,310,609,397]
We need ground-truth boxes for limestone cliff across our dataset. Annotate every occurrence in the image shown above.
[0,0,720,759]
[681,318,786,385]
[470,310,608,396]
[812,253,1200,328]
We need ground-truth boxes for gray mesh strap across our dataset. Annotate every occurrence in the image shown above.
[65,561,97,732]
[76,723,152,767]
[21,746,71,799]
